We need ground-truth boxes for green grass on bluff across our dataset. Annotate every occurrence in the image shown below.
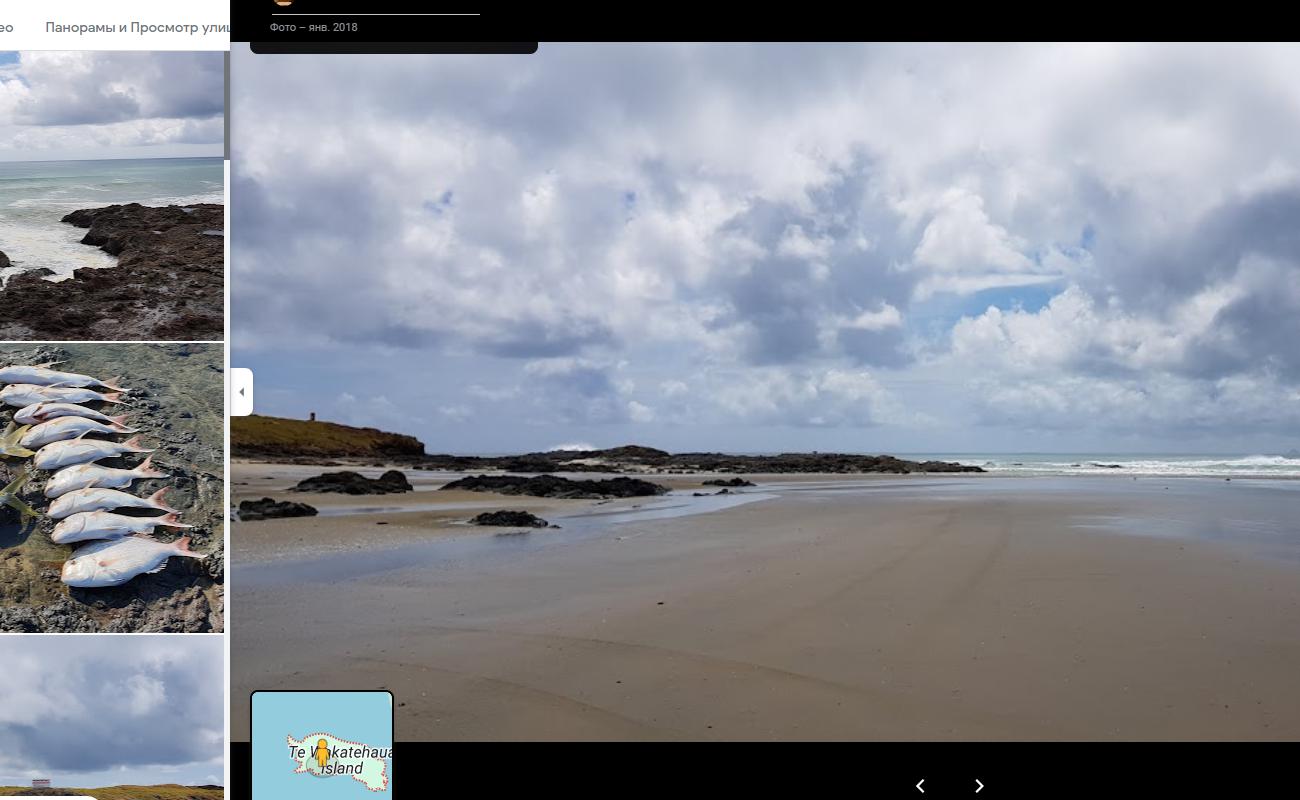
[231,413,425,459]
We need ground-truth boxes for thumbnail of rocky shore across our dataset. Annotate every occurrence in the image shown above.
[0,203,224,341]
[0,344,224,633]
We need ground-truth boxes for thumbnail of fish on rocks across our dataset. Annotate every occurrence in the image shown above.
[0,360,206,589]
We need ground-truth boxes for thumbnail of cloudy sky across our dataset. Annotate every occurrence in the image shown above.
[0,51,224,161]
[0,636,223,788]
[232,43,1300,454]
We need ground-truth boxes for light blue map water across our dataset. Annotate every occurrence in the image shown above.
[252,691,393,799]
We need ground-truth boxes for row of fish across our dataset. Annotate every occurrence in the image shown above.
[0,362,205,587]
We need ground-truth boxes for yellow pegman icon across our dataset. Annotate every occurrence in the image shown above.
[315,738,330,769]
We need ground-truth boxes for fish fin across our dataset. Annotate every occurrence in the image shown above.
[134,454,167,478]
[160,512,192,528]
[0,471,30,496]
[32,361,63,369]
[101,376,127,392]
[145,558,171,574]
[173,536,205,558]
[148,486,180,513]
[110,414,129,426]
[76,429,90,440]
[3,490,41,532]
[123,435,152,452]
[0,423,35,458]
[101,392,123,404]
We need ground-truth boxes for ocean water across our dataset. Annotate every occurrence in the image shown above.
[909,453,1300,479]
[0,157,224,281]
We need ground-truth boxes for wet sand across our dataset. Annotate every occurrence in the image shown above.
[231,472,1300,740]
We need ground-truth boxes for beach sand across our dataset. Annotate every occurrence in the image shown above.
[230,467,1300,740]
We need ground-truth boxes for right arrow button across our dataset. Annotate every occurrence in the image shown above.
[975,778,984,794]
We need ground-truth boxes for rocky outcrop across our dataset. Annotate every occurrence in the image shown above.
[292,470,413,495]
[418,447,983,475]
[469,510,551,527]
[703,477,755,487]
[442,474,669,499]
[238,497,319,521]
[0,250,8,269]
[0,204,223,340]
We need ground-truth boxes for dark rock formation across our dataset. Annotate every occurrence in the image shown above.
[238,497,319,521]
[469,510,551,527]
[0,250,8,269]
[419,447,983,475]
[703,477,755,487]
[1090,463,1124,469]
[0,203,223,340]
[441,474,669,499]
[292,469,413,495]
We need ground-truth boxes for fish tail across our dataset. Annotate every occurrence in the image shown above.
[99,375,128,392]
[101,392,123,404]
[0,423,34,458]
[133,454,168,478]
[149,486,180,513]
[122,435,154,453]
[160,512,193,528]
[109,413,130,427]
[173,535,205,559]
[2,476,41,531]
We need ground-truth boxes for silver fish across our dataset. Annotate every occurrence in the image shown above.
[51,511,191,544]
[0,384,123,408]
[20,415,135,450]
[15,402,121,426]
[61,535,204,588]
[44,455,167,498]
[48,486,178,519]
[0,472,40,532]
[0,364,124,391]
[32,435,151,471]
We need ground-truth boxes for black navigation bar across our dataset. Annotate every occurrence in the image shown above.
[234,1,534,53]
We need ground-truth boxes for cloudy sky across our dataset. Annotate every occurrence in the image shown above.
[0,51,224,161]
[233,43,1300,454]
[0,636,223,788]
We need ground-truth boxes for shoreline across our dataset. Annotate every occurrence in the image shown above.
[232,463,1300,567]
[231,471,1300,740]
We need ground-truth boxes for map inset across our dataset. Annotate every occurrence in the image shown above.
[253,691,394,798]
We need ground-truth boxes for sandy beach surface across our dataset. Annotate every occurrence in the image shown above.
[231,465,1300,740]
